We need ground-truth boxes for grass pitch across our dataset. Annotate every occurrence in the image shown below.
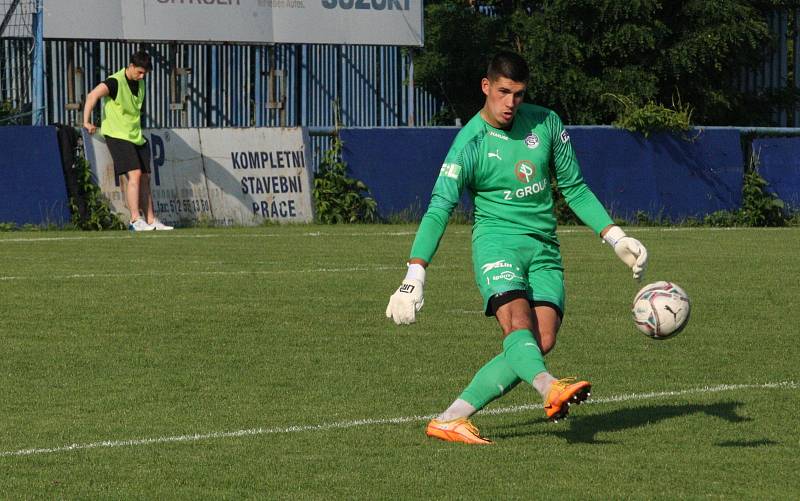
[1,225,798,499]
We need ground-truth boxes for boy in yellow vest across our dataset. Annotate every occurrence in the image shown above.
[83,50,172,231]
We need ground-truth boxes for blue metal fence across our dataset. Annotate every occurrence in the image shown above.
[46,41,440,130]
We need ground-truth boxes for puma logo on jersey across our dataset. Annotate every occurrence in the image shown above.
[488,150,502,160]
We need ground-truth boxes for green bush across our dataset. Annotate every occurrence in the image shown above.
[703,210,740,227]
[703,164,787,227]
[607,93,693,137]
[70,155,126,231]
[737,167,786,226]
[0,100,23,125]
[313,134,378,224]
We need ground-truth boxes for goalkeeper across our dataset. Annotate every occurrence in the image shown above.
[386,51,648,444]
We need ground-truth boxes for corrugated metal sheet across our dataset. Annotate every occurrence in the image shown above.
[0,38,31,110]
[42,40,443,138]
[795,9,800,127]
[6,8,799,133]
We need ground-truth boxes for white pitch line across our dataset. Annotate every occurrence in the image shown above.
[1,381,795,458]
[0,265,425,282]
[0,230,420,244]
[0,226,794,244]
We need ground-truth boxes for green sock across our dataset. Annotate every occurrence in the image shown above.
[459,354,521,409]
[502,329,547,385]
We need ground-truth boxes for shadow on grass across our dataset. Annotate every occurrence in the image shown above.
[492,401,758,445]
[715,439,779,447]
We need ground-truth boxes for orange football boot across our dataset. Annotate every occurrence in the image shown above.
[544,377,592,422]
[425,417,493,445]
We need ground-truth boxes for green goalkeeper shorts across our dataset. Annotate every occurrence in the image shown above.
[472,233,565,317]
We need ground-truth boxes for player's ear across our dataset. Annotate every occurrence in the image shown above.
[481,77,491,96]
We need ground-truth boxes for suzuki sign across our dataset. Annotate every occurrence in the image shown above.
[43,0,423,46]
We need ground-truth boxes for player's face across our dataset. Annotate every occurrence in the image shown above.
[126,65,149,81]
[480,76,526,129]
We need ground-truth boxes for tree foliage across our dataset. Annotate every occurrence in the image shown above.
[415,0,796,125]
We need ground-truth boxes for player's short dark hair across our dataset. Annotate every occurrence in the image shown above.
[487,51,529,83]
[130,50,152,72]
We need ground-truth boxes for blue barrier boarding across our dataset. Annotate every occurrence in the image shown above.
[0,126,70,226]
[342,126,745,221]
[752,137,800,209]
[570,127,744,220]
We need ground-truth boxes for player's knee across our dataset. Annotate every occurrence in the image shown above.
[500,314,536,337]
[533,304,561,354]
[126,170,142,184]
[538,329,557,354]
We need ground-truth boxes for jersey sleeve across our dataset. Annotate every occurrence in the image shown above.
[408,137,478,263]
[103,78,118,100]
[548,113,613,234]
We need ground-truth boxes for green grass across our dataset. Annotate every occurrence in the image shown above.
[1,225,798,499]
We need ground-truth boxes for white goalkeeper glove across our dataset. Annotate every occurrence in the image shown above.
[385,263,426,325]
[603,226,648,281]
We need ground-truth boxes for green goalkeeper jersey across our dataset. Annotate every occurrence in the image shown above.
[410,103,613,263]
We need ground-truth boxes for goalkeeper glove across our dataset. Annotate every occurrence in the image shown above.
[603,226,648,281]
[385,263,426,325]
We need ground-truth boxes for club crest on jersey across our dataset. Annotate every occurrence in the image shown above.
[524,133,540,149]
[514,160,536,183]
[560,130,570,144]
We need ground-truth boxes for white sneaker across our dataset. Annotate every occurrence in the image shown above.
[150,218,174,231]
[128,219,155,231]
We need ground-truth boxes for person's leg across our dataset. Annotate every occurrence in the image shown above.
[532,304,561,355]
[427,237,589,443]
[426,297,545,444]
[437,353,521,421]
[139,171,156,224]
[495,297,550,391]
[125,169,143,222]
[131,141,158,226]
[426,237,528,443]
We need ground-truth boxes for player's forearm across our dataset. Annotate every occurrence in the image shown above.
[409,205,450,264]
[561,184,614,234]
[82,93,99,125]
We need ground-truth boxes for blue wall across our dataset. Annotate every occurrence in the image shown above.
[343,126,745,220]
[752,137,800,209]
[0,126,70,226]
[570,127,743,220]
[341,127,461,216]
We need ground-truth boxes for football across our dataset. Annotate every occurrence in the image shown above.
[631,281,691,339]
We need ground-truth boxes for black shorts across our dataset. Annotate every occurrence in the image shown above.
[104,136,151,177]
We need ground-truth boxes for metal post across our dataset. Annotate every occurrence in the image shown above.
[407,49,415,127]
[254,46,263,126]
[795,9,800,127]
[32,0,44,125]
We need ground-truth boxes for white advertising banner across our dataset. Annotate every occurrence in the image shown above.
[200,128,314,225]
[43,0,423,46]
[82,127,314,226]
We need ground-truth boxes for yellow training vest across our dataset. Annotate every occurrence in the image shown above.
[100,68,145,145]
